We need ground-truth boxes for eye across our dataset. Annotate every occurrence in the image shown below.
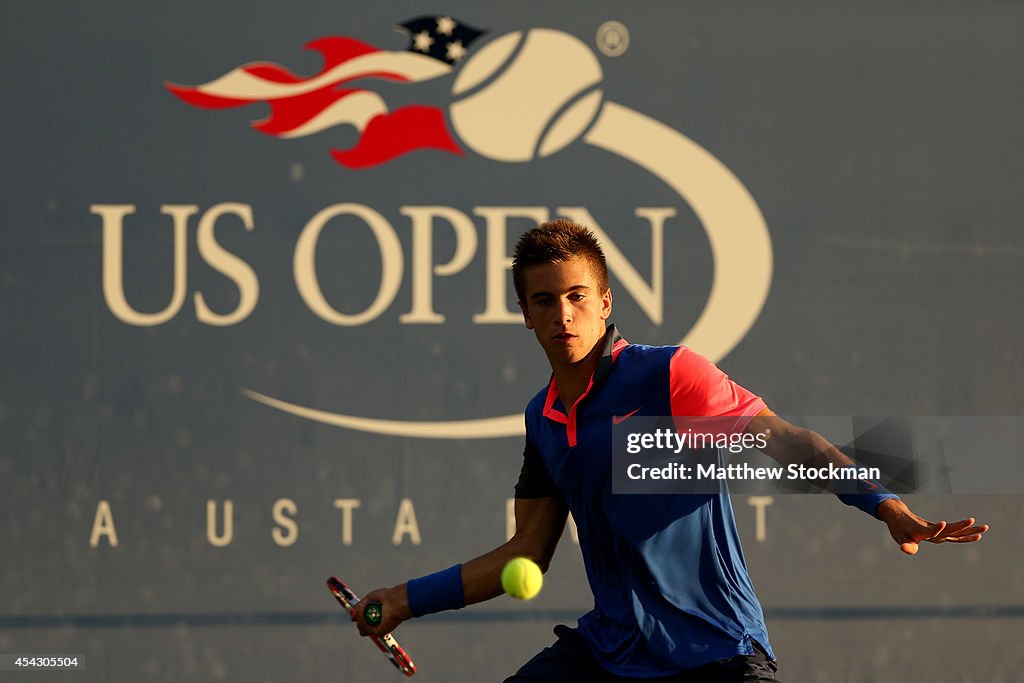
[569,293,585,302]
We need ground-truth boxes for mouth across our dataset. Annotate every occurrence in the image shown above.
[552,332,576,344]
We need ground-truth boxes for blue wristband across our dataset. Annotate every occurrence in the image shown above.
[838,491,900,518]
[835,469,900,518]
[406,564,465,617]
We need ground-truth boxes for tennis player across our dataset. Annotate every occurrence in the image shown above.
[354,220,989,681]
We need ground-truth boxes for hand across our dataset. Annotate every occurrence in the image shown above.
[877,499,989,556]
[352,584,412,637]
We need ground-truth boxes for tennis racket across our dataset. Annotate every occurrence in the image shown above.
[326,576,417,677]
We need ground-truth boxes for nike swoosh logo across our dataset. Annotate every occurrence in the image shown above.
[612,408,642,424]
[860,478,878,490]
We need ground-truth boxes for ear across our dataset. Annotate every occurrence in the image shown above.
[519,300,534,330]
[600,287,612,320]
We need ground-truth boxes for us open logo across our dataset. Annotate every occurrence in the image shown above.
[100,15,772,439]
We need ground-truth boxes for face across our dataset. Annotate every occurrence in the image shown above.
[519,257,612,367]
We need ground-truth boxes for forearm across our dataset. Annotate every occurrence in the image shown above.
[765,426,859,487]
[374,540,529,623]
[752,414,899,516]
[396,497,566,619]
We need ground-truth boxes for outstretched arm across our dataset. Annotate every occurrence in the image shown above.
[746,409,989,555]
[353,495,568,636]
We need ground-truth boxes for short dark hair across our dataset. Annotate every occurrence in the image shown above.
[512,219,609,302]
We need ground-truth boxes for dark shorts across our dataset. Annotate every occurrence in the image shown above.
[504,625,780,683]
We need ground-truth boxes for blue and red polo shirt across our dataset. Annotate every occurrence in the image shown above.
[515,325,774,677]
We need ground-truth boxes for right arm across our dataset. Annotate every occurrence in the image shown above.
[353,495,568,637]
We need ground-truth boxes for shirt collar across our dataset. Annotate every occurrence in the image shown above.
[540,324,628,444]
[592,323,624,390]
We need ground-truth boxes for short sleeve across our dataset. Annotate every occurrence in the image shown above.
[514,440,561,499]
[669,346,766,419]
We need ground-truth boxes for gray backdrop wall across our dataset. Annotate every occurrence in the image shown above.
[2,2,1022,681]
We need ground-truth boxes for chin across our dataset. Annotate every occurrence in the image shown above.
[544,344,578,364]
[564,348,590,364]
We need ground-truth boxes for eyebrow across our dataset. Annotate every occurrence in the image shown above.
[528,284,591,301]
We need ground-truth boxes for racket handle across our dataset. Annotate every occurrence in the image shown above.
[363,602,383,627]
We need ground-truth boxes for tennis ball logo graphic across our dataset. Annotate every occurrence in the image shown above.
[451,29,604,162]
[501,557,543,600]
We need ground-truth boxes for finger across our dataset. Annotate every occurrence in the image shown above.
[899,541,919,556]
[351,602,371,635]
[936,518,974,536]
[928,520,986,543]
[908,519,945,543]
[937,532,985,543]
[944,535,977,543]
[941,524,988,539]
[923,520,947,540]
[925,523,989,544]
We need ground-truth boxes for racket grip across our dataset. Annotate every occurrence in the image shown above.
[363,602,383,627]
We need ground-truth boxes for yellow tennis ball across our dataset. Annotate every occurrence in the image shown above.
[501,557,543,600]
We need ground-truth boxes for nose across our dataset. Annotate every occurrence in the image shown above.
[558,298,573,324]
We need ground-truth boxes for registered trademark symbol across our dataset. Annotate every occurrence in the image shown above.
[596,20,629,57]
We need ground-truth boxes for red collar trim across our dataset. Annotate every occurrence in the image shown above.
[542,375,568,425]
[610,337,628,362]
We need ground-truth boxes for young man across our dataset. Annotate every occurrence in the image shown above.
[353,220,988,681]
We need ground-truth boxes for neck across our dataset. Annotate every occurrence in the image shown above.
[551,332,606,409]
